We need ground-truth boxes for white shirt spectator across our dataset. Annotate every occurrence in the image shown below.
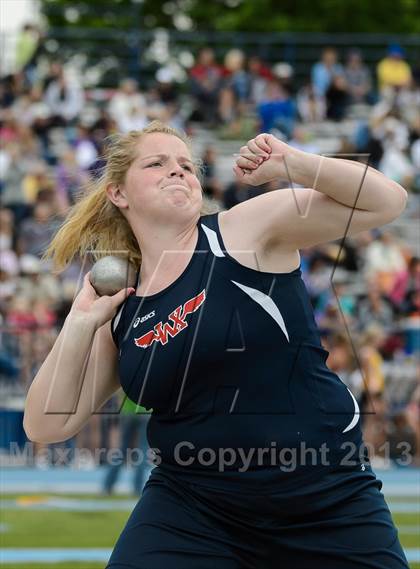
[364,236,407,279]
[108,79,147,133]
[379,145,415,184]
[44,78,84,122]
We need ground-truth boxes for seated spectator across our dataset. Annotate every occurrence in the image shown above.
[355,281,396,332]
[272,62,295,95]
[145,79,184,132]
[21,160,53,205]
[219,49,251,124]
[55,147,89,208]
[0,144,32,224]
[13,86,52,156]
[389,256,420,310]
[6,295,37,333]
[377,44,412,95]
[334,281,356,319]
[361,99,411,172]
[31,298,57,329]
[311,47,344,99]
[393,73,420,126]
[189,47,223,124]
[296,83,326,122]
[344,49,373,104]
[12,86,50,131]
[42,60,63,90]
[377,122,415,190]
[317,301,344,334]
[201,146,223,209]
[15,254,62,304]
[44,66,84,125]
[247,55,273,105]
[17,202,60,258]
[257,80,297,138]
[108,78,147,132]
[325,74,349,121]
[154,67,179,105]
[363,230,408,294]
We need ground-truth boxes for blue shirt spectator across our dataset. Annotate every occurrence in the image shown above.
[311,47,344,98]
[257,80,297,137]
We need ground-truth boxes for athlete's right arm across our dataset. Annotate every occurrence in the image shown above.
[23,272,135,444]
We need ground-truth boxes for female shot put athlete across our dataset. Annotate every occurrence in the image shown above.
[24,121,409,568]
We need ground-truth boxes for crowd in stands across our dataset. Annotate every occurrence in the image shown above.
[0,27,419,471]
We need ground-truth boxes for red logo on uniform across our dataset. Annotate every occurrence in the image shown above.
[134,289,206,349]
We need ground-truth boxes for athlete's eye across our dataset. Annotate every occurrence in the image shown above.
[147,161,162,167]
[182,164,193,172]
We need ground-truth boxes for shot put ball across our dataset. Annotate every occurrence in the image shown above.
[89,256,137,296]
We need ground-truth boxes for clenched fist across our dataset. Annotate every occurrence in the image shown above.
[233,133,304,186]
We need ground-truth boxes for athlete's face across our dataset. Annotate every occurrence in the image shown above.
[120,133,203,222]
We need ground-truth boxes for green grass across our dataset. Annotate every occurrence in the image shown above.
[393,513,420,548]
[1,511,416,548]
[0,495,418,568]
[0,509,129,548]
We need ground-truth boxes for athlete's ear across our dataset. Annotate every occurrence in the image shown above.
[106,182,129,209]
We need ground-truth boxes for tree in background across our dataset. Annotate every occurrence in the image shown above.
[40,0,420,33]
[35,0,420,88]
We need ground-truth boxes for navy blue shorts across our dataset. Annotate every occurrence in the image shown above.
[106,470,408,569]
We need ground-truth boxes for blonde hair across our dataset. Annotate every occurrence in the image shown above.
[43,121,210,273]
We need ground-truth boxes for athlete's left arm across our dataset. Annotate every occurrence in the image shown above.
[230,134,408,250]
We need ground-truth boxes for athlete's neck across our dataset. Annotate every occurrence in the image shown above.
[133,217,199,287]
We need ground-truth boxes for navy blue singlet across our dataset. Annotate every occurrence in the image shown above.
[110,211,373,498]
[107,212,409,569]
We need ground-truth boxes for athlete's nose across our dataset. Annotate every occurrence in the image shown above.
[168,161,185,178]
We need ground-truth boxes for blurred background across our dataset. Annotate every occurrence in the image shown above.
[0,0,419,567]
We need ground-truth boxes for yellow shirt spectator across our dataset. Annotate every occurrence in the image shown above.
[377,45,412,90]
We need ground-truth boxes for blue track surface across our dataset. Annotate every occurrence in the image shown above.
[1,466,418,494]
